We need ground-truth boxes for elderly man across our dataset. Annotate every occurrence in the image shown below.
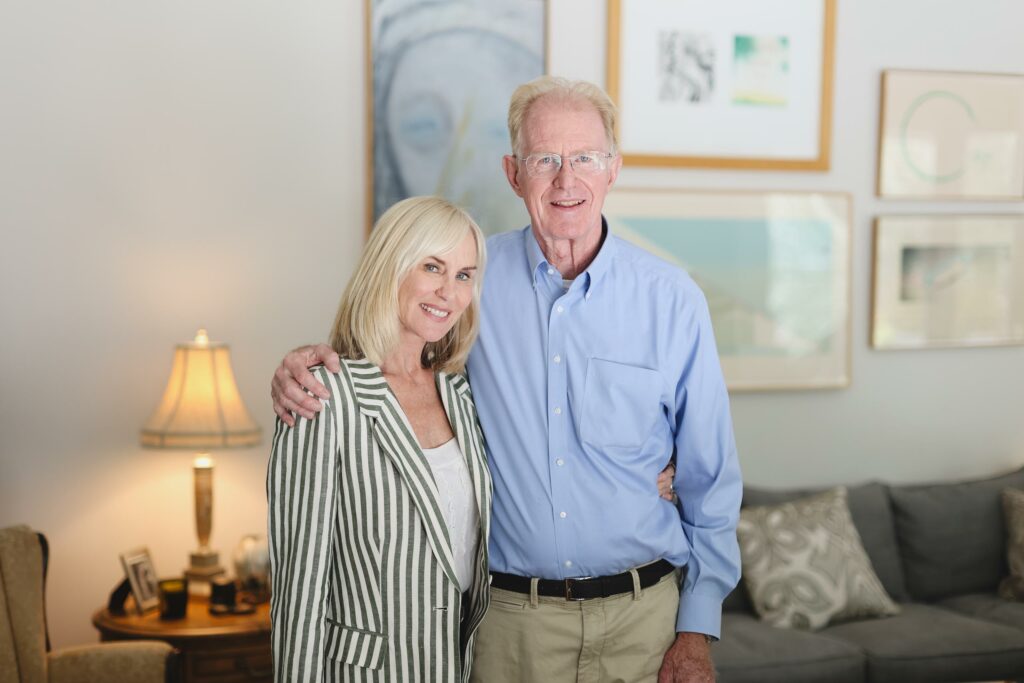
[272,76,741,683]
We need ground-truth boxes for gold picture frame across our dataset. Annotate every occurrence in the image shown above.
[871,215,1024,349]
[606,0,835,171]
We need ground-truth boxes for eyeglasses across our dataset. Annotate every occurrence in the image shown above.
[516,151,616,178]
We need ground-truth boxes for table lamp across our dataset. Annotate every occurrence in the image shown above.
[140,329,261,590]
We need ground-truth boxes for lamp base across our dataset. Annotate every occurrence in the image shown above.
[185,549,226,595]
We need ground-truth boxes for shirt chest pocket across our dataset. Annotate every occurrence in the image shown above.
[580,358,662,450]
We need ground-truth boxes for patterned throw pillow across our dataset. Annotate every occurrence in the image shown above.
[737,486,900,630]
[999,488,1024,600]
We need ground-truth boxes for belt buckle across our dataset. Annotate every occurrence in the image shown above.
[564,576,593,601]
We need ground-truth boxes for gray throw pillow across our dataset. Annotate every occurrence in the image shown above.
[737,486,900,631]
[1000,488,1024,600]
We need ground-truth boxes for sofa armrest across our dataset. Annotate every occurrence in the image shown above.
[48,640,177,683]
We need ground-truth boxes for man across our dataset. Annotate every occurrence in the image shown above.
[272,77,741,683]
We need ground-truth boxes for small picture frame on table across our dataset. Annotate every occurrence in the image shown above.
[120,547,160,614]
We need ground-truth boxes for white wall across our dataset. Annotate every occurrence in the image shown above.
[1,0,1022,648]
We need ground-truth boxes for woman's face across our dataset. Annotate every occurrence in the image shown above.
[397,231,478,347]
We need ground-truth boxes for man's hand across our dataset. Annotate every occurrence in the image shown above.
[271,344,341,426]
[658,632,715,683]
[657,461,677,502]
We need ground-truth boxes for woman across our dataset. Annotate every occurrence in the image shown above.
[268,196,490,683]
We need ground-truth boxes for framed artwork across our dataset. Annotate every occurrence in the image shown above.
[120,547,160,614]
[871,215,1024,349]
[366,0,546,236]
[603,189,850,390]
[877,70,1024,200]
[606,0,835,171]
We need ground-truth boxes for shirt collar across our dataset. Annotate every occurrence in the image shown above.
[523,217,616,296]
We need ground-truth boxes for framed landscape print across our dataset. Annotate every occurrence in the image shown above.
[871,215,1024,349]
[603,189,851,390]
[366,0,546,235]
[606,0,835,170]
[877,70,1024,199]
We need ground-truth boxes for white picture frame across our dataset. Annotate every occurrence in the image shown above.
[120,546,160,614]
[877,69,1024,199]
[871,215,1024,349]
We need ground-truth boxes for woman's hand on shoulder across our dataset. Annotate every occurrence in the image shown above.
[271,343,341,426]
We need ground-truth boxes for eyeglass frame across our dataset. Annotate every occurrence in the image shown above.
[513,150,618,177]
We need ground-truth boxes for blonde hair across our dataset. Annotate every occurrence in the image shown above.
[329,196,486,374]
[507,76,619,156]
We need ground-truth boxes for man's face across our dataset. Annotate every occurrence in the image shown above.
[502,98,621,244]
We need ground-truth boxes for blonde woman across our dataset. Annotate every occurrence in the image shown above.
[268,196,490,683]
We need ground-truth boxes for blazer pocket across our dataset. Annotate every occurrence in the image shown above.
[325,619,388,671]
[581,358,662,450]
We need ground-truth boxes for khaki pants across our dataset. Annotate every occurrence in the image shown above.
[469,570,679,683]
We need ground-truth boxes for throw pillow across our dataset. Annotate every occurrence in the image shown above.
[737,486,900,630]
[999,487,1024,600]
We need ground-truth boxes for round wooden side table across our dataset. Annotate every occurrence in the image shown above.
[92,596,271,682]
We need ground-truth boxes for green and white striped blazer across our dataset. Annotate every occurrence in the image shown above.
[268,359,492,682]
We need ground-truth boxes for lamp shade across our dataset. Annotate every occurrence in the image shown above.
[141,329,261,449]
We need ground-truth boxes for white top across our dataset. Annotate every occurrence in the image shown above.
[421,438,479,591]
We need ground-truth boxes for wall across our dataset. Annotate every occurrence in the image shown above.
[1,0,1022,648]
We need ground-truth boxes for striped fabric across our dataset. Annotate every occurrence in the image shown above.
[268,359,492,682]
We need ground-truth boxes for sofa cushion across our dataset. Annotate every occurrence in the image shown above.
[743,482,908,602]
[890,466,1024,601]
[737,488,899,631]
[1001,487,1024,599]
[938,591,1024,632]
[715,611,864,683]
[822,602,1024,683]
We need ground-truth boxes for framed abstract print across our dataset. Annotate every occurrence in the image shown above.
[871,215,1024,349]
[877,70,1024,200]
[606,0,835,170]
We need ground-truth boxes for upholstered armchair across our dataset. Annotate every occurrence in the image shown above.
[0,525,178,683]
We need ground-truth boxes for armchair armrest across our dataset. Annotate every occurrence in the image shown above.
[48,640,177,683]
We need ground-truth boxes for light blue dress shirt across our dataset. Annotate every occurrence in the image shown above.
[466,223,742,637]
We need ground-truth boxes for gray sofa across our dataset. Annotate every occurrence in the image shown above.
[712,467,1024,683]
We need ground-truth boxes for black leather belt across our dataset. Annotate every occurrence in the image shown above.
[490,559,675,601]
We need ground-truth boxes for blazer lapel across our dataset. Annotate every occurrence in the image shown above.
[347,360,460,588]
[436,372,491,555]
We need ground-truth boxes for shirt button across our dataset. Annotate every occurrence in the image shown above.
[556,305,564,314]
[553,355,561,364]
[556,458,565,466]
[564,560,573,568]
[559,511,567,519]
[547,268,555,276]
[553,407,562,415]
[585,292,592,300]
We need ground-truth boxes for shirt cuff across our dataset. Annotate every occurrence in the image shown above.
[675,591,723,639]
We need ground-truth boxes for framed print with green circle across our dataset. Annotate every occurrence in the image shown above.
[877,69,1024,200]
